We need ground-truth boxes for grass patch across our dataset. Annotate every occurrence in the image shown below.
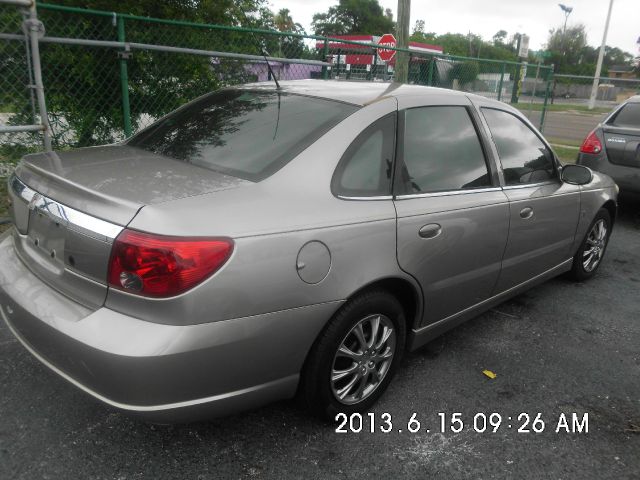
[515,103,611,114]
[546,137,583,148]
[552,145,579,164]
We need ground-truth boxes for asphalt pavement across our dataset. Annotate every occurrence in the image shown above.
[1,203,639,480]
[523,110,608,143]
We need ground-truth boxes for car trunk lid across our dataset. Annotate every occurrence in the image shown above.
[602,126,640,169]
[8,145,250,308]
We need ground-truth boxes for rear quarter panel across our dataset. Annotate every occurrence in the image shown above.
[110,97,422,326]
[571,171,618,254]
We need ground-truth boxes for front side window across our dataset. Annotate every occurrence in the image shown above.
[332,114,396,197]
[398,106,492,194]
[481,108,556,186]
[128,90,359,182]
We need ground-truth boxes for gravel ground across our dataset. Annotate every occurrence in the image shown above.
[1,203,639,480]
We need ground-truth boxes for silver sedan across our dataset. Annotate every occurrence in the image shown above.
[0,80,617,421]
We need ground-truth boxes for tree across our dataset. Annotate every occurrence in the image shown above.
[50,0,274,27]
[544,23,635,76]
[273,8,306,58]
[311,0,394,36]
[1,0,275,151]
[413,20,425,36]
[410,19,437,44]
[384,8,393,22]
[274,8,295,32]
[431,33,471,56]
[546,23,588,70]
[492,30,507,46]
[407,27,520,63]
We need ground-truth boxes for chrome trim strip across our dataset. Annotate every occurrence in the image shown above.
[337,195,393,201]
[412,258,573,336]
[0,304,296,413]
[395,186,502,200]
[501,180,559,190]
[10,175,123,243]
[10,173,36,201]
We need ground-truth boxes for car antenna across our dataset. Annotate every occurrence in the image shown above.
[238,9,281,90]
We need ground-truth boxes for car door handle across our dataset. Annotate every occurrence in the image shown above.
[419,223,442,239]
[520,207,534,219]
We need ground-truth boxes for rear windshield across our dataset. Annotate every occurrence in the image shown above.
[128,90,359,181]
[609,102,640,128]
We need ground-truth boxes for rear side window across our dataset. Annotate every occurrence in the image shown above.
[398,106,492,194]
[332,114,396,197]
[128,90,358,182]
[481,108,556,186]
[609,103,640,128]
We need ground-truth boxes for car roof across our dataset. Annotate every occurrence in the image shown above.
[238,79,492,107]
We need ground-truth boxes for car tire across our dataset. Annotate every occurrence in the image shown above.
[301,290,406,420]
[569,208,611,281]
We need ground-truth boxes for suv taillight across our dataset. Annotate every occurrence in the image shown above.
[579,130,602,154]
[107,229,233,298]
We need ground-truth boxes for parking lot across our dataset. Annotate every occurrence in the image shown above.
[0,201,638,479]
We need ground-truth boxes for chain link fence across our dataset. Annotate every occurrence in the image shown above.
[552,74,640,104]
[0,3,41,166]
[1,1,556,171]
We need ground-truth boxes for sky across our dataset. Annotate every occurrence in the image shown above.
[267,0,639,57]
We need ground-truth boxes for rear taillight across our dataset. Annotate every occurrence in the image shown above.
[107,229,233,298]
[579,130,602,154]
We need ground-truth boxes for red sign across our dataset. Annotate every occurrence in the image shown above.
[377,33,397,62]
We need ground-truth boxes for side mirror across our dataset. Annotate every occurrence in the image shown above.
[561,164,593,185]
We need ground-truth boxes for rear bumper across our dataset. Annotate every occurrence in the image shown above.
[0,231,340,421]
[578,154,640,194]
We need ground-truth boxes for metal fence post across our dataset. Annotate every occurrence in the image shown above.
[321,38,329,80]
[497,62,505,101]
[371,52,378,81]
[539,66,554,133]
[510,62,522,104]
[25,1,52,151]
[117,15,132,137]
[426,56,434,86]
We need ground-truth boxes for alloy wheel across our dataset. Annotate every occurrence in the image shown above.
[330,314,396,405]
[583,219,608,273]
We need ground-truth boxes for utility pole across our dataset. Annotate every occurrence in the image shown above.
[588,0,615,110]
[395,0,410,83]
[552,4,572,104]
[558,3,573,66]
[510,34,522,104]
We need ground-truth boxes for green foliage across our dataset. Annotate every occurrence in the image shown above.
[409,19,636,73]
[0,7,30,118]
[2,0,286,149]
[410,27,520,63]
[545,24,587,72]
[273,8,306,58]
[311,0,394,36]
[493,30,507,45]
[545,23,635,75]
[410,29,437,45]
[0,1,561,159]
[448,60,479,85]
[48,0,272,26]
